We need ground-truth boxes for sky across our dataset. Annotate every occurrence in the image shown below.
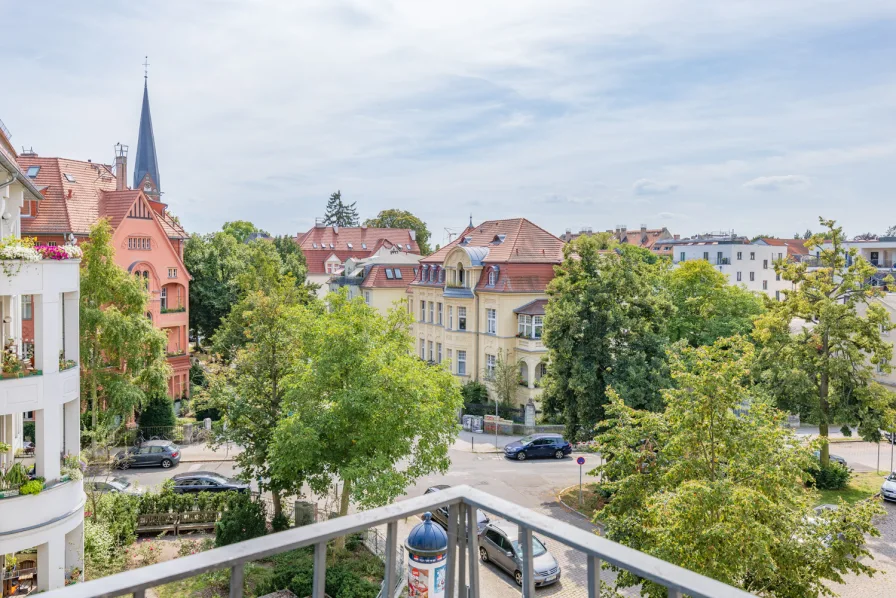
[2,1,895,245]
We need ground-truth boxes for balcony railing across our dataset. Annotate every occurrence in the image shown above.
[41,485,752,598]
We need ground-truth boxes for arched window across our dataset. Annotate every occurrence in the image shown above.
[457,263,465,286]
[488,268,497,286]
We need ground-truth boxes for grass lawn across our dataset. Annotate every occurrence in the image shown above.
[814,471,887,506]
[559,485,607,520]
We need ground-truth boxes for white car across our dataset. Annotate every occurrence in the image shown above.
[882,472,896,502]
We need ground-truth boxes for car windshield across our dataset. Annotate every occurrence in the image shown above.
[511,536,547,558]
[110,478,131,490]
[206,474,235,485]
[888,473,896,482]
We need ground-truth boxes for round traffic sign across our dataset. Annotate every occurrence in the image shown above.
[576,456,585,465]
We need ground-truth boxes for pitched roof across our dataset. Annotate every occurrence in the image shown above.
[513,299,548,316]
[134,81,161,191]
[360,264,417,289]
[423,218,564,264]
[475,263,557,293]
[619,227,673,251]
[756,237,809,255]
[297,226,420,274]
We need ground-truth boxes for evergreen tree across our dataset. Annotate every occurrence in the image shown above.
[323,190,359,227]
[885,225,896,237]
[138,391,176,431]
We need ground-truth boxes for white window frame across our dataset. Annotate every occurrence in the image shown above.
[486,354,496,379]
[364,291,371,305]
[458,306,467,331]
[437,302,443,325]
[457,350,467,375]
[486,308,496,335]
[420,339,425,359]
[448,306,454,330]
[437,342,442,363]
[518,314,531,338]
[420,300,426,322]
[429,301,434,323]
[533,315,544,339]
[168,267,177,279]
[428,341,434,362]
[160,287,168,311]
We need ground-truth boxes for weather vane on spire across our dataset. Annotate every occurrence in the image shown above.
[143,56,150,81]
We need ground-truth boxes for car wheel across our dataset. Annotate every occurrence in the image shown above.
[161,459,173,469]
[554,450,564,459]
[479,547,489,563]
[514,571,523,586]
[517,452,527,461]
[117,461,129,470]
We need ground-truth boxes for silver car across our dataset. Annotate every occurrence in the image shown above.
[479,521,561,587]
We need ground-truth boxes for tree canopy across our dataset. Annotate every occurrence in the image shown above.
[323,190,359,227]
[541,237,671,439]
[594,336,883,597]
[364,209,433,255]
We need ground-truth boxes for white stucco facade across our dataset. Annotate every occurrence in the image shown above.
[0,152,84,591]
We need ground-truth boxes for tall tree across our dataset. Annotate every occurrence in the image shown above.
[853,232,879,241]
[749,234,777,242]
[885,225,896,237]
[270,291,462,547]
[80,220,170,449]
[222,220,267,244]
[541,238,672,440]
[754,218,896,466]
[364,209,433,255]
[487,349,520,408]
[322,190,359,227]
[803,229,813,239]
[666,259,765,347]
[593,336,883,598]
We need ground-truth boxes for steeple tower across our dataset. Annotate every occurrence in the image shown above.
[134,56,161,198]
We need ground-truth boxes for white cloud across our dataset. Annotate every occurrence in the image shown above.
[633,179,679,196]
[743,175,811,192]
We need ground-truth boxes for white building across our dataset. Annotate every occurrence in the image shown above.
[815,237,896,287]
[666,233,793,299]
[0,133,84,591]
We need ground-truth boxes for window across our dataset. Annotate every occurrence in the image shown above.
[26,165,40,178]
[22,295,32,320]
[750,252,755,260]
[775,291,781,301]
[63,173,76,182]
[457,350,467,375]
[347,243,353,249]
[46,241,57,246]
[881,324,889,336]
[364,291,371,305]
[312,243,318,249]
[329,244,334,249]
[762,280,768,290]
[447,348,453,365]
[428,341,434,362]
[458,307,467,331]
[763,259,768,269]
[439,269,444,283]
[703,251,709,261]
[736,251,742,260]
[537,362,547,379]
[437,343,442,363]
[485,354,496,379]
[680,252,685,262]
[385,268,394,279]
[361,243,367,250]
[420,300,426,322]
[420,339,425,359]
[749,272,755,281]
[437,302,443,325]
[428,301,434,323]
[448,306,454,329]
[160,288,168,310]
[406,244,412,250]
[458,264,465,286]
[518,314,531,338]
[878,360,889,374]
[168,268,177,278]
[488,269,497,286]
[394,269,403,280]
[533,315,544,339]
[128,237,151,250]
[486,308,496,334]
[736,272,742,282]
[778,252,783,261]
[430,268,436,283]
[776,273,781,281]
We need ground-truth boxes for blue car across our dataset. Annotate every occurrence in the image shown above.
[504,434,572,461]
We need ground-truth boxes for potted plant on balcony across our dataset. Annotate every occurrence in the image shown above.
[2,350,25,378]
[0,462,29,497]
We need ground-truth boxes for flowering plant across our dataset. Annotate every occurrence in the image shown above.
[34,244,82,260]
[0,237,39,262]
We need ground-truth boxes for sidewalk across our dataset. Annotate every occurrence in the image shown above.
[179,443,241,462]
[452,430,524,453]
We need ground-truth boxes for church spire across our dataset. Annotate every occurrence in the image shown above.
[133,57,161,196]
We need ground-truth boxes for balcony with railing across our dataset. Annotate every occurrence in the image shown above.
[41,485,752,598]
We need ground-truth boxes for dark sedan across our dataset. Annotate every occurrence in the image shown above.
[114,440,181,469]
[504,434,572,461]
[423,485,490,533]
[171,472,250,494]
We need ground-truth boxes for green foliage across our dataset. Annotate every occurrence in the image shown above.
[257,546,380,598]
[80,219,171,444]
[754,217,896,465]
[83,518,125,580]
[22,420,34,442]
[666,260,765,347]
[323,190,359,227]
[214,497,267,547]
[487,349,520,408]
[542,238,672,440]
[138,392,176,431]
[18,479,43,495]
[593,335,883,598]
[1,461,29,488]
[92,491,140,546]
[807,461,851,490]
[271,512,291,532]
[270,290,463,516]
[364,209,432,255]
[460,380,489,406]
[222,221,266,244]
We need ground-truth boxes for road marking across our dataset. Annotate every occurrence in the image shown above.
[189,463,201,472]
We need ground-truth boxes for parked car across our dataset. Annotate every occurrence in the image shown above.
[478,521,561,587]
[503,434,572,461]
[422,485,490,533]
[882,472,896,502]
[812,450,847,466]
[171,472,249,494]
[884,431,896,445]
[87,477,142,495]
[114,440,181,469]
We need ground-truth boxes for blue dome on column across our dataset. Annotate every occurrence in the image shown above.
[406,512,448,553]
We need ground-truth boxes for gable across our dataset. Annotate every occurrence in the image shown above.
[111,194,190,280]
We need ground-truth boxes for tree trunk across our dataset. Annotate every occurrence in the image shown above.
[271,490,283,521]
[90,375,98,453]
[335,478,352,550]
[819,332,831,467]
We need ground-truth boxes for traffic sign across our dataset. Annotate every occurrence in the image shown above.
[576,456,585,465]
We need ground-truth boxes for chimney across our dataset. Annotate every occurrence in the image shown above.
[640,224,647,233]
[674,234,680,240]
[114,143,128,191]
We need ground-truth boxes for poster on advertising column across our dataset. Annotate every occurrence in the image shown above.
[408,557,446,598]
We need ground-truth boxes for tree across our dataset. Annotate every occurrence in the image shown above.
[222,220,267,244]
[794,232,802,239]
[80,220,170,449]
[201,282,307,519]
[138,391,176,432]
[750,234,776,242]
[853,232,878,241]
[593,336,883,597]
[272,234,311,285]
[487,349,520,408]
[666,260,765,347]
[803,229,813,239]
[323,190,359,227]
[754,218,896,466]
[885,225,896,237]
[541,238,672,440]
[364,209,433,255]
[270,291,462,547]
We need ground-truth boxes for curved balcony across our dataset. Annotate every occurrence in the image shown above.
[0,479,84,538]
[0,361,79,417]
[0,259,79,296]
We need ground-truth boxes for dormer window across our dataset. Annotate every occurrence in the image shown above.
[312,243,318,249]
[329,243,335,249]
[26,166,40,178]
[439,268,444,283]
[348,243,353,249]
[362,243,367,249]
[488,269,497,286]
[492,234,506,244]
[406,244,411,250]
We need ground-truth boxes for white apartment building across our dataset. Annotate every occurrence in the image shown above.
[816,237,896,288]
[667,233,793,299]
[0,133,84,591]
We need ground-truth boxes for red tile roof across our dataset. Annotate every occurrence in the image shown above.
[297,226,420,274]
[360,264,417,289]
[422,218,564,264]
[475,263,557,293]
[513,299,548,315]
[757,237,809,255]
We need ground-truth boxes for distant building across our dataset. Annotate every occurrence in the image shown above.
[407,218,564,408]
[753,237,809,260]
[327,245,422,315]
[296,221,420,297]
[816,237,896,287]
[665,232,792,299]
[560,225,678,256]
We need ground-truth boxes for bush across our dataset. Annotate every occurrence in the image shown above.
[215,497,267,547]
[460,380,489,407]
[84,519,125,579]
[138,392,177,431]
[808,461,851,490]
[271,512,291,533]
[19,479,43,495]
[94,492,140,546]
[23,420,34,442]
[326,565,379,598]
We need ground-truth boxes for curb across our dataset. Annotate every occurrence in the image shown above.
[180,458,235,463]
[556,485,591,521]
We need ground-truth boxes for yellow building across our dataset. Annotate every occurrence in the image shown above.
[327,247,422,316]
[407,218,564,408]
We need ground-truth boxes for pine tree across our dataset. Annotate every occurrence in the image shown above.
[323,190,359,227]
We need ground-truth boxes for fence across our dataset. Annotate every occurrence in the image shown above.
[363,527,405,598]
[463,402,525,423]
[109,423,217,448]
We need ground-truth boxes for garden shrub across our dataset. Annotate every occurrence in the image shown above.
[19,479,43,495]
[84,519,125,579]
[460,380,489,407]
[326,565,379,598]
[138,392,176,431]
[215,496,267,547]
[271,512,291,532]
[94,492,140,546]
[23,420,34,442]
[807,461,851,490]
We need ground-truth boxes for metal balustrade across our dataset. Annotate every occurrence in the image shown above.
[41,485,754,598]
